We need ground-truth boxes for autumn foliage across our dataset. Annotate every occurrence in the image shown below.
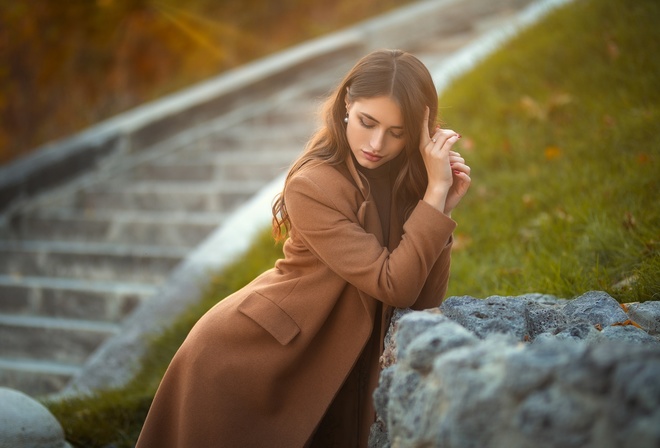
[0,0,411,166]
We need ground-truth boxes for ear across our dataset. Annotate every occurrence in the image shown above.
[344,87,351,110]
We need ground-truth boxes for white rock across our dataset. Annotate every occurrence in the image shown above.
[0,387,71,448]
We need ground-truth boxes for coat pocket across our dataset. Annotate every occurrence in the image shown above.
[237,292,301,345]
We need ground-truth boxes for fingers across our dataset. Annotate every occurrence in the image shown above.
[449,154,466,168]
[451,162,471,177]
[429,128,461,150]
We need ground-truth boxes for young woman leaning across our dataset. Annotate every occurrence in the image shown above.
[136,48,471,448]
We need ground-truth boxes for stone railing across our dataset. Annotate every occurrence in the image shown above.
[370,291,660,448]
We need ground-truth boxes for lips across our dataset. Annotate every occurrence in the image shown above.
[362,150,383,163]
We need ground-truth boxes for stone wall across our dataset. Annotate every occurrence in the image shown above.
[370,291,660,448]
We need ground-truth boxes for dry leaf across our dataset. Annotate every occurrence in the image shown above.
[520,95,545,121]
[544,145,562,161]
[623,211,636,230]
[452,233,473,251]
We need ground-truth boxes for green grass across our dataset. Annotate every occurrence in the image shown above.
[440,0,659,302]
[45,0,659,445]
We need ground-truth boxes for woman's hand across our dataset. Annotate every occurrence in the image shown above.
[419,107,471,215]
[445,149,471,215]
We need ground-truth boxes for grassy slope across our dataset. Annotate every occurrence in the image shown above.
[46,0,659,445]
[441,0,659,302]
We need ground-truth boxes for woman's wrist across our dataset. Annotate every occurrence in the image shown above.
[423,185,449,213]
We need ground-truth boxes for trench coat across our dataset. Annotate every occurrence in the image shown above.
[135,154,455,448]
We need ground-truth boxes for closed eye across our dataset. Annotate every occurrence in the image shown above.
[359,117,404,139]
[359,117,375,129]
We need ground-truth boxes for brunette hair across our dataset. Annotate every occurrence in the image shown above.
[272,49,439,240]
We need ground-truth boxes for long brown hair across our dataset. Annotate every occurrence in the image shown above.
[272,49,438,240]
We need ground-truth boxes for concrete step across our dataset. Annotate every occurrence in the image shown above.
[222,110,319,135]
[0,274,155,322]
[217,128,313,150]
[131,161,290,183]
[7,210,224,247]
[74,180,265,213]
[137,100,317,163]
[155,144,301,168]
[0,357,80,397]
[0,314,119,366]
[0,240,184,283]
[132,149,299,183]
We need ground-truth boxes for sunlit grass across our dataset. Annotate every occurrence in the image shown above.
[441,0,659,302]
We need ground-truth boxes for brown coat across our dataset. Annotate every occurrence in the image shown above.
[136,155,455,448]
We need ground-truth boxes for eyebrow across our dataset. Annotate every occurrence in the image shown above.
[360,112,404,129]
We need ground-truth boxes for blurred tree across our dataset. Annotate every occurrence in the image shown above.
[0,0,412,165]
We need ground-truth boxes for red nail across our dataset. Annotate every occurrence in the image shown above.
[453,170,461,175]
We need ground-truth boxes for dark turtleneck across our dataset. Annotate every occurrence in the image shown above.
[355,157,393,245]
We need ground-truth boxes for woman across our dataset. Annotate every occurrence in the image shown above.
[136,49,471,448]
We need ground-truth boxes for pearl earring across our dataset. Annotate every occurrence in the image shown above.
[344,114,349,124]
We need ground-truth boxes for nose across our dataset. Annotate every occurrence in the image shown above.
[370,129,385,151]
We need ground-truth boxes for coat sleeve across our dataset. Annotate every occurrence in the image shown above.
[411,237,452,310]
[285,172,456,309]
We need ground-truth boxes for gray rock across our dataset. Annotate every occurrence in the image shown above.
[543,319,603,342]
[518,293,565,306]
[374,335,660,448]
[379,308,413,370]
[562,290,628,326]
[600,324,660,344]
[393,311,446,362]
[607,354,660,448]
[525,305,570,338]
[627,301,660,335]
[373,367,395,428]
[371,292,660,448]
[512,384,599,448]
[502,339,588,396]
[441,295,530,340]
[398,314,479,373]
[368,419,390,448]
[0,387,71,448]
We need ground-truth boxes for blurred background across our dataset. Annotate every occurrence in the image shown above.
[0,0,414,165]
[0,2,657,446]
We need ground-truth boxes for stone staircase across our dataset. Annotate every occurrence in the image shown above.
[0,59,355,396]
[0,0,544,397]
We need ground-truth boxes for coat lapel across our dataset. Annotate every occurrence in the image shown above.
[346,155,385,246]
[344,156,386,324]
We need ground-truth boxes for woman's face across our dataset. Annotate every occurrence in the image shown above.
[345,95,407,170]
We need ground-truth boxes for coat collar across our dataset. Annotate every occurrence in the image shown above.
[345,154,383,245]
[343,152,406,250]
